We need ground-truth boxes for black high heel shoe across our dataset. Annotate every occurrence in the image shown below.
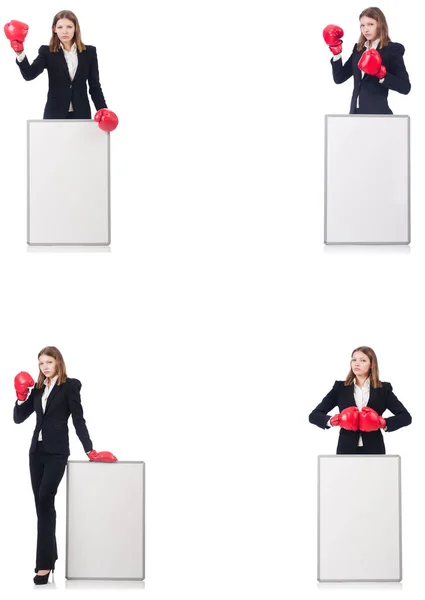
[35,564,55,573]
[33,568,54,585]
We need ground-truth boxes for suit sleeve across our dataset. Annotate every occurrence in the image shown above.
[331,44,355,84]
[87,47,107,111]
[16,45,47,81]
[383,382,412,432]
[381,43,411,94]
[309,381,340,429]
[67,379,93,453]
[13,386,36,423]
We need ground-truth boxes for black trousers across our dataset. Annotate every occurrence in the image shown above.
[29,441,68,570]
[354,446,384,454]
[66,112,78,119]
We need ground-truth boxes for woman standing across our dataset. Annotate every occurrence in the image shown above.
[13,346,117,585]
[309,346,412,454]
[323,7,411,114]
[4,10,118,130]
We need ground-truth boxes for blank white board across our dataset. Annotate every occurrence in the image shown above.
[27,120,110,245]
[66,461,145,580]
[325,115,410,244]
[318,455,401,582]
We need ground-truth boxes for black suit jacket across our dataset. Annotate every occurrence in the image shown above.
[13,377,93,456]
[16,45,107,119]
[331,42,411,114]
[309,380,412,454]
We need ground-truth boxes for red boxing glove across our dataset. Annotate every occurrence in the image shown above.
[330,406,359,431]
[358,48,387,79]
[94,109,119,132]
[14,371,35,401]
[359,407,386,432]
[323,24,344,55]
[97,450,118,462]
[4,20,29,52]
[88,449,118,462]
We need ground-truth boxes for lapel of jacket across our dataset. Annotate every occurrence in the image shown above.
[72,49,85,83]
[345,380,375,410]
[34,386,44,413]
[58,47,83,83]
[44,383,61,415]
[366,385,378,410]
[58,48,72,82]
[344,383,355,408]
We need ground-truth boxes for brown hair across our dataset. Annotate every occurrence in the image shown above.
[36,346,68,388]
[344,346,382,388]
[357,7,391,51]
[49,10,86,52]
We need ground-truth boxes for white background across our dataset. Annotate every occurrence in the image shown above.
[0,0,424,597]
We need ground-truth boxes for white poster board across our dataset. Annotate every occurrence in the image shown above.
[318,455,401,582]
[27,120,110,245]
[325,115,410,244]
[66,461,145,580]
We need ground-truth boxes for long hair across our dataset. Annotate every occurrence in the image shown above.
[49,10,86,52]
[36,346,68,388]
[344,346,382,388]
[357,7,391,51]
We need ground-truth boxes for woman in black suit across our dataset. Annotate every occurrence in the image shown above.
[13,346,115,585]
[309,346,412,454]
[323,7,411,114]
[7,9,117,127]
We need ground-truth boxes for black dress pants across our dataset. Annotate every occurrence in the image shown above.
[29,441,68,570]
[354,446,384,454]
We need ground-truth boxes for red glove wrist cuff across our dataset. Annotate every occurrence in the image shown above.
[330,45,342,56]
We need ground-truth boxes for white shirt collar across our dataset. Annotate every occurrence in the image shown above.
[354,377,370,389]
[364,38,380,50]
[43,374,59,387]
[60,41,77,54]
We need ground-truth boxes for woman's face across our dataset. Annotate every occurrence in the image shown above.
[360,16,379,42]
[54,18,75,44]
[39,354,58,379]
[351,351,371,378]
